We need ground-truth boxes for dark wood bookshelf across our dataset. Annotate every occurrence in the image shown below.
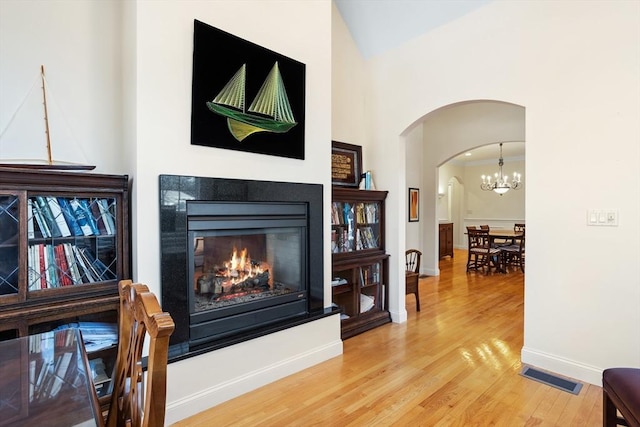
[0,167,130,405]
[331,187,390,339]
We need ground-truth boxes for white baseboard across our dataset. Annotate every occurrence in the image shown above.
[166,339,343,423]
[423,267,439,276]
[390,308,407,324]
[521,346,603,386]
[165,327,343,424]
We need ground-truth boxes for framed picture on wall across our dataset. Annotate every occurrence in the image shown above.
[190,19,306,159]
[409,188,419,222]
[331,141,362,187]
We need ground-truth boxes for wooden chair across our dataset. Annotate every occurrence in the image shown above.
[602,368,640,427]
[405,249,421,311]
[466,228,500,274]
[500,229,525,272]
[512,223,526,245]
[106,280,175,427]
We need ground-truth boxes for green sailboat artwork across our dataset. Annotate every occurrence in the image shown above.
[206,62,297,142]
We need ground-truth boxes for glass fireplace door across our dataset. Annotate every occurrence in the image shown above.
[190,227,304,314]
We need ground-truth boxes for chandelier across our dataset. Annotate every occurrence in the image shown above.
[480,143,522,195]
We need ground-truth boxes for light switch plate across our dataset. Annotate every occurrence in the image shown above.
[587,209,619,226]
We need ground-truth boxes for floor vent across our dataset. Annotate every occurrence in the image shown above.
[521,366,583,395]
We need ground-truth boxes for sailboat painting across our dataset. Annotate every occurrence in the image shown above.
[206,62,297,142]
[190,20,305,159]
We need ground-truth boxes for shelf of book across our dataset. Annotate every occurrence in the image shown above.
[0,167,129,351]
[331,187,390,339]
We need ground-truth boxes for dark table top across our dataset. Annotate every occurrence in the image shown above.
[0,328,101,427]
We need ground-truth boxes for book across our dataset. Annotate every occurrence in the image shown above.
[78,247,106,281]
[79,199,100,235]
[45,244,59,288]
[90,200,109,235]
[46,197,72,237]
[62,243,82,285]
[98,199,115,235]
[28,245,40,290]
[360,293,375,313]
[54,244,72,286]
[72,246,98,282]
[31,198,51,238]
[57,197,84,236]
[331,277,348,286]
[69,198,94,236]
[35,196,62,237]
[89,358,111,385]
[91,257,116,280]
[49,352,73,397]
[38,244,46,289]
[27,199,35,239]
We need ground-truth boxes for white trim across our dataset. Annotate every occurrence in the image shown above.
[521,346,603,387]
[164,316,343,424]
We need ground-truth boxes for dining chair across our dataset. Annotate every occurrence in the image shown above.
[512,223,526,245]
[602,367,640,427]
[106,280,175,427]
[405,249,421,311]
[500,230,525,272]
[466,228,501,274]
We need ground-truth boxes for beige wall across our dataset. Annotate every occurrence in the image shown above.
[333,0,640,385]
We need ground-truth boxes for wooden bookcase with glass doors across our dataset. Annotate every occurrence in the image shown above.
[0,167,130,404]
[331,187,391,339]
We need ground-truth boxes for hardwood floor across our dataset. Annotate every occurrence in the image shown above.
[172,249,602,426]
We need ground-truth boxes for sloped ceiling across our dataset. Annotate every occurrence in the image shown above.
[333,0,523,162]
[334,0,491,59]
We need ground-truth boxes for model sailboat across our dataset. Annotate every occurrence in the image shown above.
[206,62,297,142]
[0,65,95,170]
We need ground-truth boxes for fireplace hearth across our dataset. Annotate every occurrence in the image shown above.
[160,175,332,362]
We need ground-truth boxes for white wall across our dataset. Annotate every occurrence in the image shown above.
[356,0,640,385]
[331,2,369,148]
[405,125,423,267]
[129,1,341,422]
[0,0,124,173]
[2,0,342,424]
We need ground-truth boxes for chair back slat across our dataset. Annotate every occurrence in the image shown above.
[405,249,421,273]
[106,280,175,427]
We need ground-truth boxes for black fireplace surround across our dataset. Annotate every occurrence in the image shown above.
[160,175,334,362]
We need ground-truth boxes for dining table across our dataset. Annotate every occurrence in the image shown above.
[488,229,523,246]
[0,328,102,427]
[488,229,524,272]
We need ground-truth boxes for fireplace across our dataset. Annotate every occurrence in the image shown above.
[160,175,330,362]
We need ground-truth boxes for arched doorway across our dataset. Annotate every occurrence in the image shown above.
[404,100,525,275]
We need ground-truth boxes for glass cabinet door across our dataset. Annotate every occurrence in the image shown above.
[0,193,20,297]
[27,196,118,291]
[331,200,381,254]
[358,260,382,313]
[355,202,381,250]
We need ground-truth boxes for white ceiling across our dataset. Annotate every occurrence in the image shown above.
[334,0,491,58]
[333,0,524,164]
[449,142,525,165]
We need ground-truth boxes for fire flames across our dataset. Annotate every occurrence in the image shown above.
[195,246,273,297]
[222,247,265,282]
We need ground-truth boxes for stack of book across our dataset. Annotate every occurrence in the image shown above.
[27,243,116,289]
[28,196,116,239]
